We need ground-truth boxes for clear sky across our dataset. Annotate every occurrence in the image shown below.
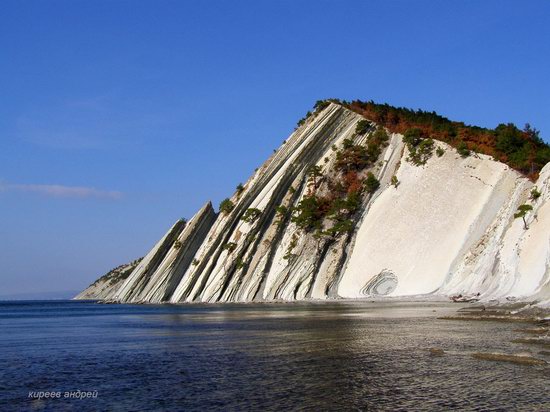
[1,0,549,297]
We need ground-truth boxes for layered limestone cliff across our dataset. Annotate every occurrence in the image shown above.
[75,258,142,300]
[76,103,550,305]
[114,202,216,303]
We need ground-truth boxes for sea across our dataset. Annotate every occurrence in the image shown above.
[0,300,548,411]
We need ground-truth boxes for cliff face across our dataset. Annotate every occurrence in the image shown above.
[75,258,142,300]
[76,103,550,305]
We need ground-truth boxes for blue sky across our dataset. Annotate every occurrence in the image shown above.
[1,0,549,297]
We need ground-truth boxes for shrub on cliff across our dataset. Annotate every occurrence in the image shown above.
[535,147,550,171]
[364,172,380,194]
[335,142,370,173]
[371,128,389,145]
[235,258,245,269]
[241,208,262,223]
[345,99,550,179]
[314,100,331,112]
[514,204,533,230]
[219,198,235,215]
[296,111,312,127]
[365,128,389,160]
[495,124,525,156]
[291,195,328,232]
[275,205,289,225]
[307,165,323,191]
[457,141,470,157]
[403,128,434,165]
[222,242,237,252]
[324,218,354,237]
[403,128,425,147]
[355,120,371,135]
[530,186,542,200]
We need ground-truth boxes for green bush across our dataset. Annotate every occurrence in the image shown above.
[364,128,390,161]
[535,147,550,170]
[241,208,262,223]
[341,99,550,177]
[371,128,389,145]
[283,234,299,260]
[407,140,434,165]
[530,186,542,200]
[327,192,361,216]
[275,205,289,225]
[457,141,470,157]
[307,165,323,190]
[355,119,371,135]
[364,172,380,194]
[436,147,445,157]
[324,218,354,237]
[219,198,235,215]
[495,123,525,155]
[514,204,533,229]
[236,183,244,195]
[335,143,370,173]
[222,242,237,252]
[296,111,312,127]
[494,123,532,170]
[403,128,425,147]
[291,195,327,232]
[314,100,331,112]
[342,138,354,149]
[403,128,434,165]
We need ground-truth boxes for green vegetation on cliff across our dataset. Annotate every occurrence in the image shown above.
[219,198,235,215]
[289,125,385,239]
[314,98,550,179]
[91,258,143,287]
[343,99,550,179]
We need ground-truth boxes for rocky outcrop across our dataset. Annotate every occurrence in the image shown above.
[113,202,216,303]
[75,103,550,306]
[439,163,550,302]
[75,258,142,300]
[339,143,526,297]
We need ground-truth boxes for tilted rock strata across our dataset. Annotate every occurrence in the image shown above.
[76,103,550,306]
[114,203,216,303]
[75,258,142,300]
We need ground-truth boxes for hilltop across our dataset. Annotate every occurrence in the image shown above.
[304,99,550,179]
[77,101,550,306]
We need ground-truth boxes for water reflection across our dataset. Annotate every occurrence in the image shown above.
[0,301,548,411]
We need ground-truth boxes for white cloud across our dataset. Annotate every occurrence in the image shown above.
[0,181,122,200]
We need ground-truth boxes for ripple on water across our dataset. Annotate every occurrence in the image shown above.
[0,300,548,411]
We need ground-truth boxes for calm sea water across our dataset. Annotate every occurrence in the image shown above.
[0,300,548,411]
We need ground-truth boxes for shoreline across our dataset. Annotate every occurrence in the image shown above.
[86,296,550,317]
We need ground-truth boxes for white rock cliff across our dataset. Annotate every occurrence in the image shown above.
[76,103,550,305]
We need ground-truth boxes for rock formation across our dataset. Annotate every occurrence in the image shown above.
[74,258,142,300]
[76,102,550,306]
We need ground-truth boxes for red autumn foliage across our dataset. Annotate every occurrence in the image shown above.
[331,99,550,180]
